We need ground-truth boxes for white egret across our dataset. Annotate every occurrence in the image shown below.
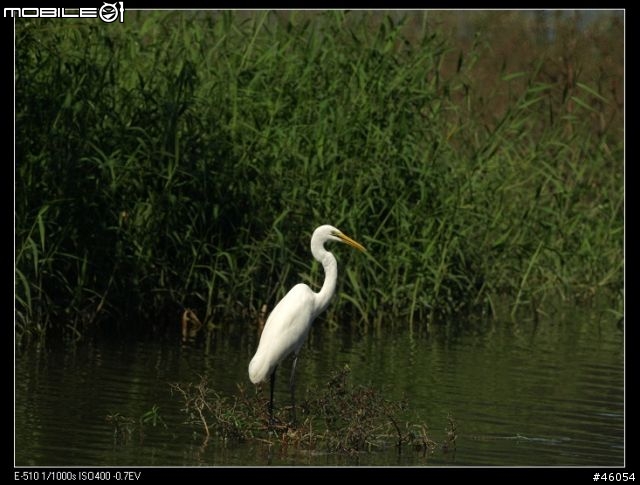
[248,224,366,423]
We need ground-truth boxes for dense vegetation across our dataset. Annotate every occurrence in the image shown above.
[15,11,623,346]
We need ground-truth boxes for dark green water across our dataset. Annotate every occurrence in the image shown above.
[14,308,624,467]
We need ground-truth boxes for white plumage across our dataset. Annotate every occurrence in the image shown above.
[248,224,366,421]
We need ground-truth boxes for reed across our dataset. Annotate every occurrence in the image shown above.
[15,11,623,345]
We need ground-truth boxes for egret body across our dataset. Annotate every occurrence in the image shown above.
[248,224,366,422]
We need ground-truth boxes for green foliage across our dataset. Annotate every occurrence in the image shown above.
[14,11,623,344]
[106,405,167,446]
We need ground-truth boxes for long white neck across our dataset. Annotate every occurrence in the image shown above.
[310,235,338,317]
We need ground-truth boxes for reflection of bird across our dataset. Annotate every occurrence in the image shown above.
[248,225,366,423]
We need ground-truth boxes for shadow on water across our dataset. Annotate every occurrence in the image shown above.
[15,306,624,466]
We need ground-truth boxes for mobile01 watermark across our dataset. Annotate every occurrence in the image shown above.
[4,2,124,23]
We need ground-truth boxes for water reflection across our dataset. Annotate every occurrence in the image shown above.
[15,311,623,466]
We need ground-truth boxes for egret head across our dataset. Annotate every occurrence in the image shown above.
[312,225,366,252]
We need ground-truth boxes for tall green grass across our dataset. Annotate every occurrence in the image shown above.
[14,11,623,345]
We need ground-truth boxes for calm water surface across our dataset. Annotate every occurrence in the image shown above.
[15,309,624,467]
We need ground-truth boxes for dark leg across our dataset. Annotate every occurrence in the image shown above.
[289,355,298,425]
[269,365,277,423]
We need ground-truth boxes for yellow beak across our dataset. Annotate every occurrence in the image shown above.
[336,232,366,253]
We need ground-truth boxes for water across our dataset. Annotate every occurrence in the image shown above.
[14,309,624,467]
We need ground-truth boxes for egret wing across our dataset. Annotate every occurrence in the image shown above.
[248,284,316,383]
